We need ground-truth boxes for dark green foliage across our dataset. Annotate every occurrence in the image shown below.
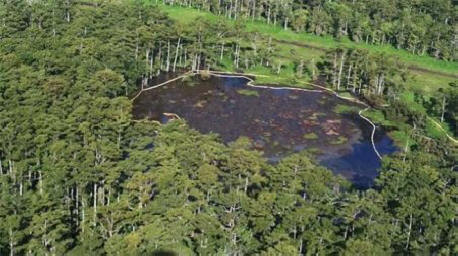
[161,0,456,60]
[414,82,458,136]
[318,47,408,99]
[0,1,455,255]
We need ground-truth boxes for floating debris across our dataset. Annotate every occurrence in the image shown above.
[133,74,397,188]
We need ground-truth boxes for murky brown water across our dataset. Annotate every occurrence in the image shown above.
[133,73,397,188]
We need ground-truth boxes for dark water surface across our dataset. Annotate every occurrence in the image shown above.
[133,74,397,188]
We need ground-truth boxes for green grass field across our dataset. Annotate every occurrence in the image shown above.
[158,4,457,74]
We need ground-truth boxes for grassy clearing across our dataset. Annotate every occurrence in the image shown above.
[158,4,457,76]
[406,70,456,93]
[252,24,457,75]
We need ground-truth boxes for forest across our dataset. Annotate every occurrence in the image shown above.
[0,0,456,255]
[162,0,456,60]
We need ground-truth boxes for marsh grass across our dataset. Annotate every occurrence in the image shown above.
[330,136,349,145]
[237,89,260,97]
[333,104,360,114]
[158,4,457,75]
[303,133,319,140]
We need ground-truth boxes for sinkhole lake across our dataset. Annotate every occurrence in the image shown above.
[133,73,397,188]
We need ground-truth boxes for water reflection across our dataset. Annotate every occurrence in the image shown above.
[133,74,397,188]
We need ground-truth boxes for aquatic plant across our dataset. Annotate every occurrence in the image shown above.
[237,89,260,97]
[303,133,319,140]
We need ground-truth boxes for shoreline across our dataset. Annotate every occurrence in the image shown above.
[131,69,386,160]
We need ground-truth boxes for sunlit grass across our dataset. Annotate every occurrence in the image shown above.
[158,4,458,75]
[158,3,456,101]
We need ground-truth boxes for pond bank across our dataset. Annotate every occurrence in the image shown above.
[132,70,397,188]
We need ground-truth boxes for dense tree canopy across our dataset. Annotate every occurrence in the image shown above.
[0,0,456,255]
[162,0,456,60]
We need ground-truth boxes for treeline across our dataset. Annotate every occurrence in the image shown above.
[0,0,456,255]
[319,48,408,97]
[318,47,457,136]
[162,0,456,60]
[134,18,279,83]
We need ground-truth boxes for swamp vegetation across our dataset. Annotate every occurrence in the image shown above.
[0,0,456,255]
[133,73,397,188]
